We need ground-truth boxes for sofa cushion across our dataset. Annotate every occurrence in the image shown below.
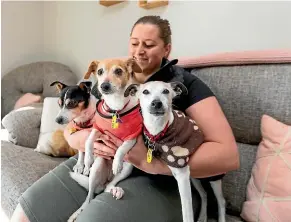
[14,93,42,110]
[1,141,67,218]
[192,64,291,144]
[2,105,43,148]
[1,61,77,119]
[241,115,291,221]
[222,142,258,216]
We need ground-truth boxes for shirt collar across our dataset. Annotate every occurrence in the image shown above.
[146,58,179,83]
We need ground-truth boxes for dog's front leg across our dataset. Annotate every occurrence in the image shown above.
[105,162,133,199]
[73,151,85,174]
[169,166,194,222]
[83,128,99,176]
[68,157,107,222]
[112,139,136,175]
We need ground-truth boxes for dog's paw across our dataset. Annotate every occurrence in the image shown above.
[83,166,90,176]
[197,215,207,222]
[73,163,84,174]
[112,159,123,175]
[105,186,124,200]
[67,209,82,222]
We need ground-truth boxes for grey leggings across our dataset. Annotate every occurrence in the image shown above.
[19,156,201,222]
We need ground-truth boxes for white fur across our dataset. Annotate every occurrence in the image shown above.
[138,81,226,222]
[68,63,140,221]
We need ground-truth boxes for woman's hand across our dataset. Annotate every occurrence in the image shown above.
[93,137,118,160]
[102,131,147,168]
[103,131,172,175]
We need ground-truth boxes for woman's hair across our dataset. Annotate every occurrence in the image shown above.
[130,15,172,45]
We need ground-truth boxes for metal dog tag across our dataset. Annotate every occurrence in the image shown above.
[147,148,153,163]
[111,114,119,129]
[146,141,155,163]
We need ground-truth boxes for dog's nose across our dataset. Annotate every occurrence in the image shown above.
[100,82,111,92]
[151,100,163,109]
[55,117,63,124]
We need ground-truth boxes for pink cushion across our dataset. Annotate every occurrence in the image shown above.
[174,49,291,68]
[14,93,42,110]
[241,115,291,221]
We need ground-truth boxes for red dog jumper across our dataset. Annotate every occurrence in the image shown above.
[93,100,143,141]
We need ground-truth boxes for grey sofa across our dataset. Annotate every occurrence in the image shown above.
[1,61,78,218]
[1,53,291,221]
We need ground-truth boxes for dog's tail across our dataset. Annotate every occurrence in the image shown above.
[69,172,104,194]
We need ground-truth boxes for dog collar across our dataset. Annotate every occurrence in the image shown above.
[102,99,131,114]
[143,122,170,142]
[100,99,131,129]
[72,111,95,129]
[143,122,169,163]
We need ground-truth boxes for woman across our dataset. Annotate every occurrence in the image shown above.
[12,16,239,222]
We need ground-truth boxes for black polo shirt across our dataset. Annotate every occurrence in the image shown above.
[146,58,215,112]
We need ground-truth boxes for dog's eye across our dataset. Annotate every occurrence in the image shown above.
[97,69,103,76]
[58,98,63,107]
[65,100,78,109]
[142,89,150,95]
[114,68,123,76]
[162,89,169,94]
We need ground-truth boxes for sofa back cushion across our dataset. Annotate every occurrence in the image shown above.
[181,50,291,216]
[191,63,291,145]
[1,61,78,119]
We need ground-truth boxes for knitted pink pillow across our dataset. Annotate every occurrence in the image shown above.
[14,93,42,110]
[241,115,291,221]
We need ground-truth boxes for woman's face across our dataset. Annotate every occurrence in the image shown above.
[129,23,171,75]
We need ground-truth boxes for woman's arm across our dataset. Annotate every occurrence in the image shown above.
[64,122,116,160]
[63,121,90,152]
[185,96,239,178]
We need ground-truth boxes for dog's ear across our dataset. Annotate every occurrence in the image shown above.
[78,81,92,93]
[84,60,99,79]
[170,82,188,97]
[50,81,67,93]
[126,58,142,74]
[124,84,140,97]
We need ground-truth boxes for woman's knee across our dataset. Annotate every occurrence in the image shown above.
[17,158,87,222]
[76,174,200,222]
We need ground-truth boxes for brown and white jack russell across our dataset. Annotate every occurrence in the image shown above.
[51,58,143,222]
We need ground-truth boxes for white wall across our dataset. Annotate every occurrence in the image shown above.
[2,1,291,79]
[1,1,45,76]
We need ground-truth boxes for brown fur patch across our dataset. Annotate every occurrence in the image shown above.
[84,58,142,88]
[51,129,78,157]
[100,59,131,89]
[69,101,86,116]
[84,60,99,79]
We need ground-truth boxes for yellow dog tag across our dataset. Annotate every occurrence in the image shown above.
[69,127,78,135]
[147,149,153,163]
[111,114,119,129]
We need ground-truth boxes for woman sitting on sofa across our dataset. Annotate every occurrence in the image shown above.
[12,15,239,222]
